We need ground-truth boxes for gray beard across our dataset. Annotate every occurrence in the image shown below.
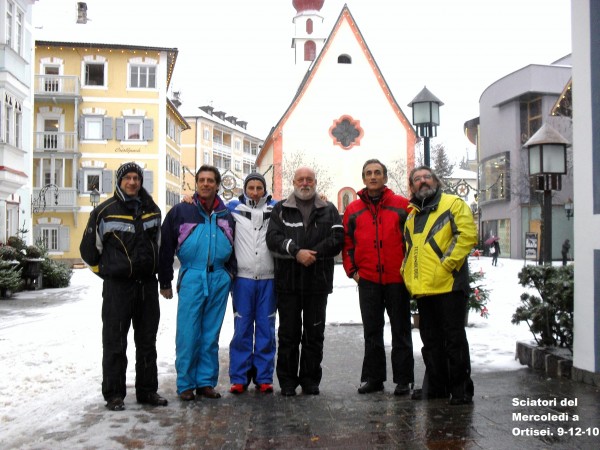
[294,187,316,201]
[415,186,435,201]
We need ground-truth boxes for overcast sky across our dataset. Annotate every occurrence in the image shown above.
[34,0,572,162]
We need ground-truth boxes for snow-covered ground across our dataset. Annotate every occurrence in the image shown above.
[0,255,537,446]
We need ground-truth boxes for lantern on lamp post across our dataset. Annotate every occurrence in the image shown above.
[90,187,100,208]
[523,123,569,265]
[408,86,444,167]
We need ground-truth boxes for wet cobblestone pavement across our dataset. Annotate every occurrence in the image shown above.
[7,324,600,449]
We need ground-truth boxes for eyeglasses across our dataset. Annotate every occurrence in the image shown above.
[413,174,433,183]
[122,175,141,182]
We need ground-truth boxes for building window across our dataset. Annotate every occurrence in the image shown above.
[41,227,59,251]
[15,109,21,148]
[234,160,241,171]
[5,102,12,144]
[338,54,352,64]
[203,127,210,141]
[5,0,24,54]
[43,66,60,92]
[85,117,102,140]
[84,170,102,193]
[80,115,112,141]
[213,152,231,170]
[126,119,142,140]
[84,62,106,87]
[479,153,510,203]
[116,117,153,142]
[6,0,13,49]
[130,65,156,89]
[15,9,22,54]
[520,96,542,144]
[243,161,253,176]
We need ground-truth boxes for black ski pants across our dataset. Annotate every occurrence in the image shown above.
[416,291,474,399]
[358,279,414,385]
[276,290,327,390]
[101,277,160,401]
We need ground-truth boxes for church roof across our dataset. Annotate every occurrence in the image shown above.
[256,4,416,165]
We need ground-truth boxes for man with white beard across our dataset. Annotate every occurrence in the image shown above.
[266,167,344,396]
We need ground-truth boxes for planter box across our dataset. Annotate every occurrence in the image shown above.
[515,341,573,379]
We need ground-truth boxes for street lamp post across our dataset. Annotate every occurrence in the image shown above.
[523,123,569,265]
[408,86,444,167]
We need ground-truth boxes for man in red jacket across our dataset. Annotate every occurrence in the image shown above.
[343,159,414,395]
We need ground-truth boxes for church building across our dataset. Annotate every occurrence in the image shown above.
[256,1,416,210]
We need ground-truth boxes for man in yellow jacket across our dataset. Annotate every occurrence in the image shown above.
[401,166,477,406]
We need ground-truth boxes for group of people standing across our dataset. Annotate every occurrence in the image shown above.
[80,159,477,411]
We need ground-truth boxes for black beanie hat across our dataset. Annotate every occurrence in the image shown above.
[243,172,267,192]
[116,162,144,186]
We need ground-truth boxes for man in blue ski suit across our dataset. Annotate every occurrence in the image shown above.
[158,165,236,401]
[227,173,278,394]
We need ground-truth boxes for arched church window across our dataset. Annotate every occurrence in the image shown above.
[306,19,313,34]
[304,41,316,61]
[338,54,352,64]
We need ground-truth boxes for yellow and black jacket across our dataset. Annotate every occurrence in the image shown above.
[401,189,477,297]
[80,186,161,280]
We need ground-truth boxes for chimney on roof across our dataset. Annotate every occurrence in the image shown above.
[171,91,182,108]
[77,2,89,24]
[199,105,214,115]
[237,120,247,130]
[225,116,237,126]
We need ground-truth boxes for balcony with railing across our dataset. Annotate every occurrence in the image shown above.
[32,186,78,211]
[34,132,78,153]
[213,141,232,153]
[34,75,81,101]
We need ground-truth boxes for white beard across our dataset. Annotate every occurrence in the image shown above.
[294,186,316,200]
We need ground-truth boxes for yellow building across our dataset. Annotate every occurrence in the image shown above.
[181,105,263,200]
[33,41,188,264]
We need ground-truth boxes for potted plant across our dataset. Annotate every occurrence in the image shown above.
[22,245,45,290]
